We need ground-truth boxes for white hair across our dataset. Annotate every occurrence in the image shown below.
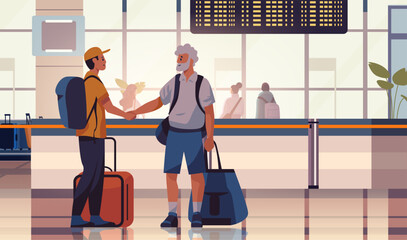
[174,44,199,66]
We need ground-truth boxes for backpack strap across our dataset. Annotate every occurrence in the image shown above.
[86,98,98,125]
[168,74,205,114]
[169,74,181,114]
[229,97,242,116]
[90,98,98,139]
[84,75,102,138]
[195,75,205,114]
[258,96,268,103]
[84,75,102,83]
[258,94,277,104]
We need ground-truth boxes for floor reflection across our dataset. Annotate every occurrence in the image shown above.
[187,228,247,240]
[3,161,407,239]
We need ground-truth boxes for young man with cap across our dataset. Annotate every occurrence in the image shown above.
[131,44,215,228]
[71,47,135,227]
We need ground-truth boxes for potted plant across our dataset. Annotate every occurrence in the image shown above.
[368,62,407,118]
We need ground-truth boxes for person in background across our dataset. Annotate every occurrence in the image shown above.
[256,82,275,119]
[221,82,243,119]
[119,84,145,118]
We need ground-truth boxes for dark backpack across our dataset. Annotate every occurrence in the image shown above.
[155,74,205,145]
[55,75,101,130]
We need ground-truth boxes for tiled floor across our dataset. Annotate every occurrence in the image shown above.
[1,161,407,239]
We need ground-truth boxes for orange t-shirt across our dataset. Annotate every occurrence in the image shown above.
[76,71,109,138]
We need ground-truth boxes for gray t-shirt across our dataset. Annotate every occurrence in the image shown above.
[256,91,274,119]
[160,72,215,129]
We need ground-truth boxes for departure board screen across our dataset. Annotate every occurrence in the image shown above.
[191,0,348,34]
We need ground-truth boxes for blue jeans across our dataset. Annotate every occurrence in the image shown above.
[164,129,205,174]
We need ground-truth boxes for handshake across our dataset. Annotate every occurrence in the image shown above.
[123,110,138,121]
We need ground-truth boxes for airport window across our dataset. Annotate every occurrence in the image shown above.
[0,91,13,119]
[127,32,177,89]
[0,0,400,120]
[246,35,305,118]
[181,0,192,30]
[309,91,336,118]
[368,0,406,29]
[368,32,388,89]
[84,0,122,29]
[0,0,34,29]
[336,91,364,118]
[127,0,177,29]
[368,91,388,118]
[310,33,364,88]
[347,0,363,29]
[82,0,396,119]
[15,91,36,120]
[0,1,35,119]
[0,32,35,119]
[246,35,305,89]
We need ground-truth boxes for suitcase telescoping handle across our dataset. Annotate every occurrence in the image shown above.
[25,113,32,125]
[4,114,11,125]
[204,141,222,170]
[105,137,117,172]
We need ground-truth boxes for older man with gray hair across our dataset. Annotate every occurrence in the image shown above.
[131,44,215,228]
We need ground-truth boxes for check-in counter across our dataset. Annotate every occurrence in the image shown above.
[30,119,309,190]
[29,119,407,190]
[319,119,407,189]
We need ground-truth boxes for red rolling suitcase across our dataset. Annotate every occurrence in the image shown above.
[74,137,134,227]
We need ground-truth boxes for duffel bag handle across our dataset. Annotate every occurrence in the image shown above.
[205,141,222,170]
[105,137,117,171]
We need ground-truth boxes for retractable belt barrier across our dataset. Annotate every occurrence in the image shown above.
[0,124,310,129]
[2,124,407,129]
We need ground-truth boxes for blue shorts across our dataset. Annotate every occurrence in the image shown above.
[164,130,206,175]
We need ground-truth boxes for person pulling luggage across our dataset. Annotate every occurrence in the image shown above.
[71,47,135,227]
[130,44,216,228]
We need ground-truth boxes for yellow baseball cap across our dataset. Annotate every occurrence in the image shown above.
[84,47,110,61]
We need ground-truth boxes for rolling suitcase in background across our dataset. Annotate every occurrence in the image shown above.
[0,114,16,150]
[264,102,280,119]
[74,137,134,228]
[14,113,31,150]
[259,96,280,119]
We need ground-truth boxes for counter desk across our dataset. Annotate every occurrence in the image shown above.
[29,119,407,190]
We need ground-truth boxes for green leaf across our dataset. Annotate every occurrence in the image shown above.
[377,80,394,90]
[401,95,407,101]
[115,78,128,89]
[369,62,390,79]
[393,68,407,86]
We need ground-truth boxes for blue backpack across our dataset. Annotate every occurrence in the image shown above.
[55,75,101,129]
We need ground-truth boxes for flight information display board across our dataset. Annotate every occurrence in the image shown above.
[191,0,347,34]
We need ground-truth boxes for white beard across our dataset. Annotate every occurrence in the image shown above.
[176,60,190,72]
